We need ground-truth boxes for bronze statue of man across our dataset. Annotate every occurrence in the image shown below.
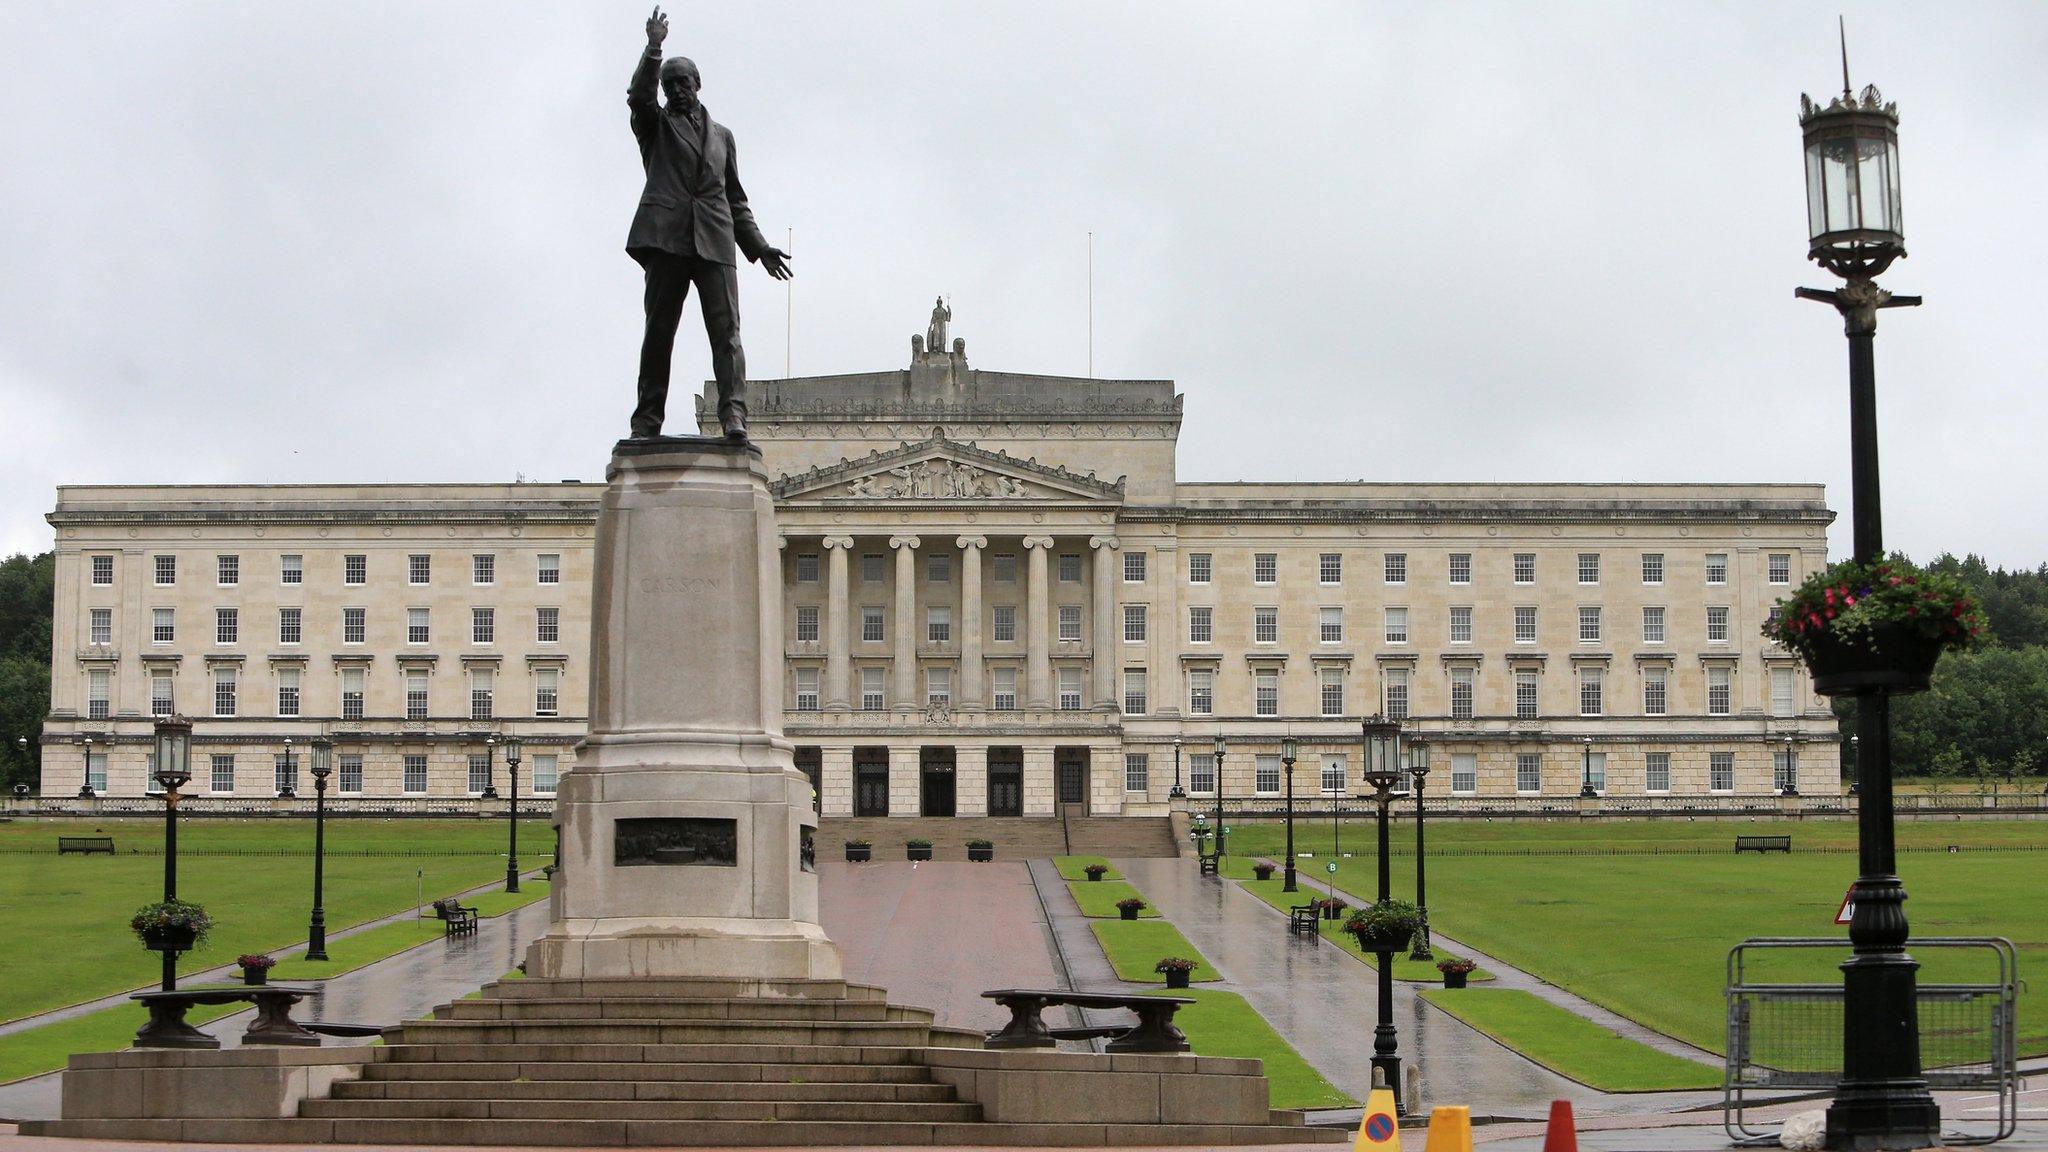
[627,6,791,441]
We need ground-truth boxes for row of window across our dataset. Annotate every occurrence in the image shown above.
[84,751,563,797]
[93,665,565,722]
[106,605,562,648]
[1149,748,1795,796]
[93,553,562,588]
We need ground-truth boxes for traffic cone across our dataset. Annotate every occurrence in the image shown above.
[1352,1071,1402,1151]
[1542,1099,1578,1152]
[1421,1105,1472,1152]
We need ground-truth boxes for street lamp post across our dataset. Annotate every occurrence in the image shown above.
[1796,59,1940,1150]
[1280,736,1299,893]
[1782,734,1801,797]
[79,734,95,798]
[152,717,192,992]
[481,734,500,800]
[1579,735,1598,799]
[504,737,523,893]
[306,738,332,961]
[1212,734,1227,859]
[1408,736,1432,962]
[1849,733,1860,796]
[278,737,296,799]
[1360,715,1405,1111]
[1170,736,1185,799]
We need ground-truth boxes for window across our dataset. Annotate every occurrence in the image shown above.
[1771,665,1797,716]
[1057,605,1082,642]
[1775,747,1798,791]
[1253,553,1277,584]
[1579,667,1604,716]
[155,554,176,585]
[218,554,239,586]
[151,672,174,717]
[343,554,366,585]
[280,554,302,585]
[860,667,885,711]
[1322,754,1348,794]
[1384,607,1409,645]
[265,606,292,648]
[861,606,885,643]
[1319,553,1342,584]
[1643,665,1668,716]
[1058,553,1081,583]
[1449,553,1471,585]
[791,552,819,583]
[216,607,238,645]
[1384,666,1409,719]
[1255,754,1281,795]
[87,669,109,719]
[274,754,297,796]
[1449,606,1472,644]
[927,606,951,643]
[1641,553,1664,585]
[1768,553,1791,584]
[1516,752,1542,793]
[1058,667,1083,711]
[1642,606,1666,646]
[533,754,559,795]
[91,555,114,585]
[1450,752,1477,794]
[1255,670,1279,717]
[1124,604,1147,642]
[1707,606,1730,643]
[1513,553,1535,584]
[1629,750,1665,793]
[153,608,175,643]
[1124,552,1146,583]
[861,553,885,582]
[1710,751,1735,792]
[1450,666,1474,719]
[1577,553,1600,584]
[472,607,495,645]
[1707,666,1732,715]
[1124,753,1149,793]
[1706,553,1729,585]
[405,671,428,719]
[470,668,494,720]
[338,753,363,794]
[991,553,1016,583]
[468,754,492,795]
[535,667,560,716]
[89,608,111,645]
[341,667,365,720]
[1515,670,1539,719]
[992,666,1018,711]
[992,605,1016,643]
[472,554,494,585]
[1188,553,1212,584]
[1384,553,1407,584]
[927,553,949,583]
[277,667,300,717]
[407,607,430,645]
[210,754,234,794]
[1188,668,1214,715]
[1320,666,1345,716]
[409,554,431,585]
[926,667,951,707]
[1254,606,1278,644]
[1189,752,1216,795]
[535,606,560,644]
[1585,751,1607,792]
[1123,669,1147,715]
[794,605,819,642]
[403,755,428,794]
[1514,606,1537,644]
[1320,606,1343,644]
[1188,606,1214,644]
[1578,606,1602,644]
[537,553,561,585]
[213,667,237,717]
[343,606,366,645]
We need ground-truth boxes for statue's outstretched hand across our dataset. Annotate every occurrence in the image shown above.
[761,248,793,281]
[646,6,668,48]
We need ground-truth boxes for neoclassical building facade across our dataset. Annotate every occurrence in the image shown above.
[39,329,1840,810]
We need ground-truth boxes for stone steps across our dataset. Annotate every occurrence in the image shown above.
[335,1078,960,1102]
[1066,816,1182,858]
[31,1117,1346,1146]
[480,976,889,1001]
[378,1042,946,1066]
[434,996,928,1023]
[387,1019,979,1049]
[362,1059,938,1084]
[300,1097,986,1123]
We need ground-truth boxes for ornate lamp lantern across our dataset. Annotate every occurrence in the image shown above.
[1279,735,1299,893]
[1360,717,1403,796]
[152,717,193,795]
[1801,81,1904,280]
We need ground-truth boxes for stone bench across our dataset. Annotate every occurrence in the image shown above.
[1735,835,1793,854]
[131,984,323,1050]
[982,988,1195,1054]
[57,836,114,855]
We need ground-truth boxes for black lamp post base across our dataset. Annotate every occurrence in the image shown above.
[506,865,521,893]
[1824,1084,1940,1151]
[481,787,500,799]
[79,786,96,798]
[306,916,328,963]
[1281,868,1296,893]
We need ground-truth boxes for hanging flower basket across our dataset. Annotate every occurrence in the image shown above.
[1343,899,1421,955]
[1762,555,1984,696]
[131,899,213,954]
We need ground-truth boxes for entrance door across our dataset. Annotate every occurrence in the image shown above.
[920,747,957,817]
[987,749,1023,817]
[1056,751,1088,806]
[854,753,890,817]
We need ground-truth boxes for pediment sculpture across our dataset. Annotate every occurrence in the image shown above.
[847,458,1032,500]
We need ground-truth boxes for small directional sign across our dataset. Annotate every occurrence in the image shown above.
[1835,887,1855,925]
[1326,861,1340,875]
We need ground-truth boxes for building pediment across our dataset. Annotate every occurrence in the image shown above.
[771,434,1125,505]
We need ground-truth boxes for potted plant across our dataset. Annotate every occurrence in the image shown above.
[966,839,994,862]
[1154,957,1198,990]
[130,899,213,954]
[1083,863,1109,882]
[1762,554,1985,696]
[844,839,871,863]
[1251,860,1276,881]
[1320,896,1350,922]
[1116,897,1148,921]
[906,838,934,862]
[237,953,277,986]
[1436,957,1478,989]
[1343,898,1422,954]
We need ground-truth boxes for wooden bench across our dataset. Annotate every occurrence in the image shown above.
[982,989,1196,1054]
[1288,899,1322,941]
[1734,835,1793,854]
[57,836,115,856]
[431,899,479,937]
[130,984,322,1050]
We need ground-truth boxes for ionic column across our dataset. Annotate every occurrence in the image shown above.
[822,537,854,711]
[1022,537,1055,709]
[957,536,987,710]
[1089,536,1120,710]
[890,536,920,710]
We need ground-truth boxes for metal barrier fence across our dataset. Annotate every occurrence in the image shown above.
[1724,937,2020,1146]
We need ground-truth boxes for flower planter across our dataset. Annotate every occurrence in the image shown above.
[141,925,197,954]
[906,844,933,862]
[1251,864,1275,881]
[1442,970,1469,989]
[1322,905,1347,921]
[1164,969,1191,990]
[242,966,269,986]
[1806,622,1944,697]
[1120,906,1140,921]
[844,844,871,863]
[1085,872,1104,882]
[1350,928,1413,955]
[967,845,994,862]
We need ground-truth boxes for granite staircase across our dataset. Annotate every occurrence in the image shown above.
[819,815,1178,861]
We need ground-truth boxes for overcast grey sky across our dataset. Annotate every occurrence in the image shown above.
[3,3,2044,566]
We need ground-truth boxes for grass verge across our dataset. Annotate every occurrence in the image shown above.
[1065,879,1160,918]
[1147,989,1356,1111]
[1089,920,1220,984]
[1230,876,1491,983]
[1419,988,1720,1092]
[1052,855,1120,881]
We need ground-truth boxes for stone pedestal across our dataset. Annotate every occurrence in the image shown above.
[526,439,840,981]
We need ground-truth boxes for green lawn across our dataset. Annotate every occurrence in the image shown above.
[1066,879,1160,918]
[1147,989,1356,1111]
[1218,815,2048,858]
[1420,988,1720,1092]
[1230,875,1491,983]
[1089,920,1221,984]
[1052,855,1120,881]
[0,817,550,1024]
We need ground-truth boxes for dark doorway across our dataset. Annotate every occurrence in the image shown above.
[854,750,889,817]
[987,748,1023,817]
[920,747,957,817]
[1057,750,1089,807]
[794,747,822,814]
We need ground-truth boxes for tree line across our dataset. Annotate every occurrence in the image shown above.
[0,552,54,793]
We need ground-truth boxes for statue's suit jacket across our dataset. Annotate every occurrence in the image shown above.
[626,49,770,269]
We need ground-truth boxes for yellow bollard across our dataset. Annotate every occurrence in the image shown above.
[1421,1105,1473,1152]
[1352,1085,1402,1151]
